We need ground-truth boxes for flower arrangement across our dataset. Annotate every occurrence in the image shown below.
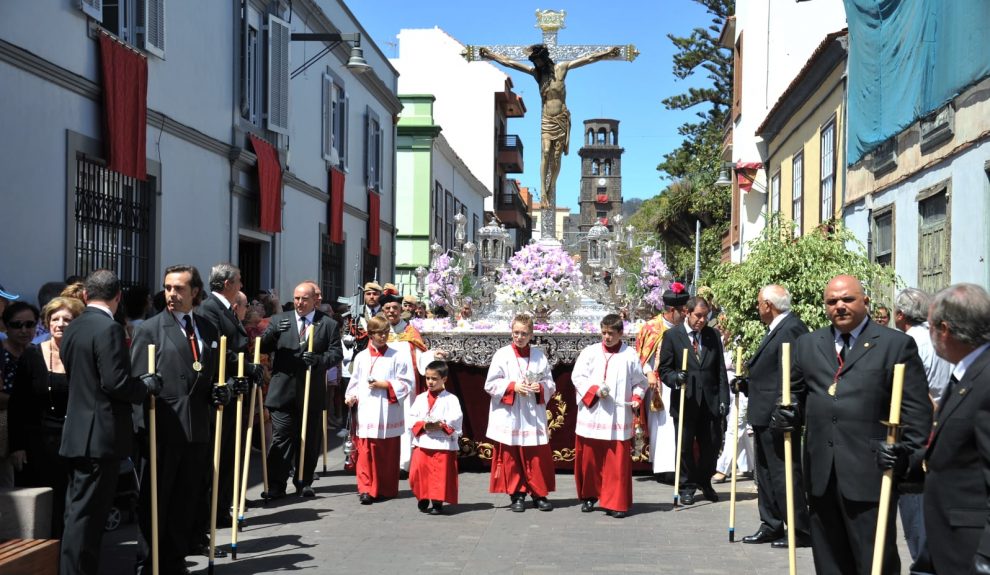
[426,253,460,311]
[497,242,583,317]
[638,249,672,310]
[411,317,642,336]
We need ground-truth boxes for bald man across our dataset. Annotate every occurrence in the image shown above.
[779,275,931,574]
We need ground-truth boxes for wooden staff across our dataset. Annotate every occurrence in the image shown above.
[208,336,227,575]
[147,345,159,575]
[871,364,905,575]
[298,326,315,483]
[238,338,261,523]
[673,348,688,507]
[729,346,742,542]
[322,407,329,474]
[230,352,245,560]
[781,343,797,575]
[258,383,270,502]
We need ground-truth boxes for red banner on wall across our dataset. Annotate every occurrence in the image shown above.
[329,168,345,244]
[98,34,147,180]
[249,135,283,233]
[367,189,381,256]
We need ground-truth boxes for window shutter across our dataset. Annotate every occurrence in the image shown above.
[79,0,103,22]
[141,0,165,58]
[322,73,333,162]
[266,14,290,134]
[364,110,372,186]
[341,93,349,169]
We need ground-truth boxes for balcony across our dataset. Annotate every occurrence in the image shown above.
[495,179,529,229]
[498,135,524,173]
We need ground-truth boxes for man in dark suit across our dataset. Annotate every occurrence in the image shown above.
[59,270,160,575]
[736,284,812,547]
[878,283,990,574]
[130,265,228,574]
[260,281,342,498]
[659,295,729,505]
[194,263,260,542]
[780,275,931,574]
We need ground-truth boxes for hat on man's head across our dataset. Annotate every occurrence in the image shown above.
[0,283,20,301]
[403,294,418,305]
[380,292,403,306]
[363,282,382,293]
[381,283,399,297]
[662,281,689,307]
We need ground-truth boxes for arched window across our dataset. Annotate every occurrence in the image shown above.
[610,130,617,145]
[591,160,600,175]
[597,128,606,144]
[587,129,594,145]
[604,160,612,175]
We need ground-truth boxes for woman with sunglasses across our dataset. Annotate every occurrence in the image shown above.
[1,301,40,488]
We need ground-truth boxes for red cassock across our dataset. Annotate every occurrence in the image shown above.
[574,436,633,513]
[409,447,459,504]
[355,436,401,498]
[489,443,556,497]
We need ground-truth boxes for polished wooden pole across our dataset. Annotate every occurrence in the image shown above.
[147,345,159,575]
[871,364,905,575]
[673,348,688,507]
[230,352,245,559]
[729,346,742,542]
[781,343,797,575]
[298,327,315,483]
[208,336,227,575]
[238,338,262,523]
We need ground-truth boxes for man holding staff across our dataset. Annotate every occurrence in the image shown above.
[659,295,729,505]
[736,285,811,548]
[782,275,931,574]
[260,281,342,498]
[130,265,228,574]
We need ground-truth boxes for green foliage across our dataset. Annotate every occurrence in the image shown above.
[706,217,901,356]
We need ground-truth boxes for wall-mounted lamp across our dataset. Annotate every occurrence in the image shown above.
[290,32,371,79]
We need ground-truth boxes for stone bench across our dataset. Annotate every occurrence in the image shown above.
[0,487,53,539]
[0,539,59,574]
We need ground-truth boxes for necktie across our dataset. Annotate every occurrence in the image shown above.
[183,315,200,361]
[299,316,308,340]
[182,314,195,338]
[839,333,851,362]
[691,332,699,355]
[938,374,959,411]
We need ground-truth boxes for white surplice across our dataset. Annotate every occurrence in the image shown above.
[408,390,463,451]
[484,345,556,446]
[643,351,677,474]
[345,346,412,439]
[572,343,648,441]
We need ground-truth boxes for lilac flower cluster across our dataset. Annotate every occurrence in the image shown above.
[638,249,672,310]
[425,253,458,310]
[497,243,583,314]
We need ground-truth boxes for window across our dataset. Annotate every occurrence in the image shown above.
[597,129,606,144]
[770,171,781,217]
[365,107,383,192]
[596,210,608,219]
[792,152,803,236]
[240,10,263,126]
[872,209,893,266]
[444,191,454,250]
[432,182,443,247]
[591,160,599,175]
[73,154,154,289]
[733,33,743,121]
[89,0,166,58]
[362,238,379,286]
[239,8,289,134]
[918,187,950,293]
[820,120,836,223]
[604,160,612,175]
[322,73,348,168]
[320,225,344,302]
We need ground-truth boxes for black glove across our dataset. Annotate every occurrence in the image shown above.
[277,318,292,332]
[246,362,264,384]
[875,441,911,477]
[301,351,320,369]
[719,403,728,418]
[140,373,163,396]
[230,376,250,396]
[770,402,800,432]
[672,371,688,389]
[731,376,749,396]
[212,383,232,406]
[974,553,990,575]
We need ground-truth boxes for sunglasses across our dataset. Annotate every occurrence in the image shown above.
[8,320,37,330]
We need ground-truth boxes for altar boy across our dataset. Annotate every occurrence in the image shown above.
[345,316,413,504]
[572,314,648,518]
[408,361,462,515]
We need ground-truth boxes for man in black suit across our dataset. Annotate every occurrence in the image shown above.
[878,283,990,574]
[260,281,342,498]
[659,295,729,505]
[130,265,228,574]
[780,275,931,574]
[59,270,160,575]
[194,263,260,542]
[736,284,812,547]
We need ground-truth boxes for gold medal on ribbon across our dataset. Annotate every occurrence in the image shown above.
[827,382,836,396]
[192,361,203,372]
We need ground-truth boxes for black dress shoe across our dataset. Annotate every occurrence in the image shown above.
[260,489,285,500]
[510,494,526,513]
[680,491,696,505]
[701,485,719,502]
[742,528,784,544]
[418,499,431,513]
[300,486,315,498]
[359,493,373,505]
[772,534,812,548]
[533,497,553,511]
[429,501,444,515]
[607,510,627,519]
[581,499,596,512]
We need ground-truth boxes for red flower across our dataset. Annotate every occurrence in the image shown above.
[670,282,686,294]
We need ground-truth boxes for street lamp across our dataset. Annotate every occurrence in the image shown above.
[290,32,371,79]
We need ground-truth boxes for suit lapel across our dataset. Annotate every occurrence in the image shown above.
[839,321,880,374]
[815,330,839,368]
[929,348,990,449]
[749,327,777,367]
[163,312,194,365]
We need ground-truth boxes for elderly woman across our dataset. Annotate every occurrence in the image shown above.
[1,301,40,488]
[9,296,84,535]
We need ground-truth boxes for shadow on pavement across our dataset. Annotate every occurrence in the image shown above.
[210,551,314,572]
[442,502,494,515]
[239,507,330,529]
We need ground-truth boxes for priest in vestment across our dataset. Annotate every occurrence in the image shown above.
[573,314,648,518]
[634,282,690,477]
[484,314,557,512]
[345,316,413,504]
[408,360,462,515]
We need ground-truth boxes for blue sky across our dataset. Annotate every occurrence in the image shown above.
[349,1,717,212]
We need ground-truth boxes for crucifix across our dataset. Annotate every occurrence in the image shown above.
[463,9,638,241]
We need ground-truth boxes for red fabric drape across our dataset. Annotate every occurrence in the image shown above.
[367,190,381,256]
[329,168,345,244]
[596,194,609,204]
[736,161,763,193]
[250,135,283,233]
[98,34,148,180]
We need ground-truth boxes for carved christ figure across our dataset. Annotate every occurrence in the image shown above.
[479,44,622,211]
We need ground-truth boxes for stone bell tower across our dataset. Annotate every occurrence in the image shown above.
[577,119,624,233]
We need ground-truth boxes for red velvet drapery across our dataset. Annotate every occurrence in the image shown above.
[98,34,147,180]
[250,135,283,233]
[329,167,345,244]
[367,189,380,256]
